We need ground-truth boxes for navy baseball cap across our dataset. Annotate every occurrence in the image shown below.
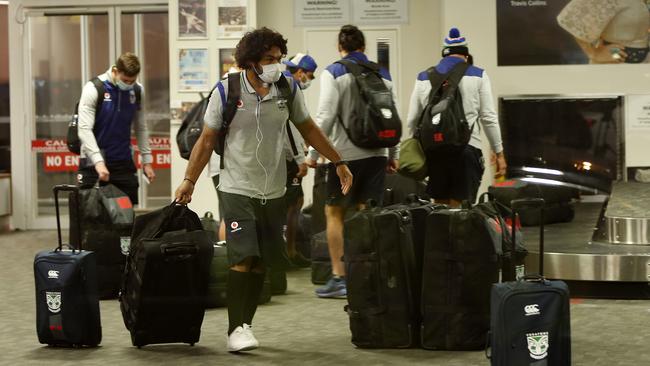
[283,53,317,72]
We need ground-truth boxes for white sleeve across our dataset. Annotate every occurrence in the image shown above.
[78,82,103,164]
[385,78,400,160]
[406,79,427,137]
[310,70,339,161]
[132,84,153,164]
[478,72,503,153]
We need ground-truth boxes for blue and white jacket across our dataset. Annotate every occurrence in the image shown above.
[78,68,152,165]
[406,56,503,153]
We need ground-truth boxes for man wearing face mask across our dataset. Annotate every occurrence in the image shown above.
[282,53,318,267]
[77,52,155,204]
[174,28,352,352]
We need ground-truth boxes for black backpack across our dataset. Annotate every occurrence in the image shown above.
[336,60,401,149]
[176,92,211,160]
[416,62,472,153]
[67,78,141,155]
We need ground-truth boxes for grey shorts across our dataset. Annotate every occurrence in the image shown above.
[219,191,290,270]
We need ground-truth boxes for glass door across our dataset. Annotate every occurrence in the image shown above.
[25,5,169,228]
[119,9,170,209]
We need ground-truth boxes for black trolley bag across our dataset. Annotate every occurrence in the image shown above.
[488,198,571,366]
[120,202,213,348]
[311,230,332,285]
[420,202,503,350]
[343,202,418,348]
[34,185,102,347]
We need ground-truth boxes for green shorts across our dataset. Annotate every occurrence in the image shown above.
[218,191,290,270]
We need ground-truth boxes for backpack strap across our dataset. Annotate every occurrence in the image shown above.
[275,74,300,156]
[217,72,242,169]
[336,59,381,77]
[91,77,105,115]
[427,61,468,103]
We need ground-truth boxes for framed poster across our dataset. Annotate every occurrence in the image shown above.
[178,0,207,38]
[217,0,248,39]
[178,49,210,91]
[219,48,237,77]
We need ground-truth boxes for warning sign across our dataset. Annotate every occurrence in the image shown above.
[32,137,172,173]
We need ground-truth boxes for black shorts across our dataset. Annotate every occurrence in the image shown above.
[77,160,140,204]
[425,145,485,203]
[285,160,304,206]
[219,191,290,270]
[326,156,387,207]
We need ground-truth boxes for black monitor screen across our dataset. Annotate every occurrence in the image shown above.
[499,97,622,191]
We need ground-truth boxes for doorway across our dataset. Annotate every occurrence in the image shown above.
[23,5,169,229]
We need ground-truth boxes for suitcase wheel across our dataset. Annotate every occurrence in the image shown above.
[190,343,195,347]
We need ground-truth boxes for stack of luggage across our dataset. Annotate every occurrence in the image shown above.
[342,193,541,351]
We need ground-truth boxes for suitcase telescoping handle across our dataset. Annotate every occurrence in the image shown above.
[53,184,81,252]
[510,198,545,276]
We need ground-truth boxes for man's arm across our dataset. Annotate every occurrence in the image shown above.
[296,118,342,163]
[478,72,506,177]
[77,82,103,164]
[175,125,218,203]
[132,85,153,165]
[308,70,339,162]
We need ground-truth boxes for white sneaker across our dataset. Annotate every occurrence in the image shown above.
[227,325,258,352]
[242,323,259,348]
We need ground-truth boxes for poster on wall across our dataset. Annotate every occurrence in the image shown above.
[294,0,351,26]
[497,0,650,66]
[178,49,210,91]
[352,0,408,25]
[219,48,237,77]
[217,0,247,39]
[627,95,650,130]
[178,0,207,38]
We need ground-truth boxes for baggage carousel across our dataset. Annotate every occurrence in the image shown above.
[521,181,650,298]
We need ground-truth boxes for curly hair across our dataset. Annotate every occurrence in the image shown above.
[235,27,288,69]
[338,25,365,53]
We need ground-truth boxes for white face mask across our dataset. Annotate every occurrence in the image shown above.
[256,63,282,84]
[299,78,312,90]
[116,79,134,91]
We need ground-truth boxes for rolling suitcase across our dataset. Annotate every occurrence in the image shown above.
[489,198,571,366]
[344,204,418,348]
[34,185,102,347]
[120,202,213,348]
[420,204,502,350]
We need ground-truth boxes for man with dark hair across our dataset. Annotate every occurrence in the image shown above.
[174,27,352,353]
[306,25,399,299]
[282,53,318,267]
[406,28,506,207]
[77,52,154,204]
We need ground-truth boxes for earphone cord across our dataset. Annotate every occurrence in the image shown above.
[254,97,269,205]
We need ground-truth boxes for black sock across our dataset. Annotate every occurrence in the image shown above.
[227,270,251,335]
[242,271,266,326]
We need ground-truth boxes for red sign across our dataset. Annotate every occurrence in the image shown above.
[33,137,172,173]
[43,152,80,172]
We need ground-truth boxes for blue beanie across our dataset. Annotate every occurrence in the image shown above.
[442,27,469,57]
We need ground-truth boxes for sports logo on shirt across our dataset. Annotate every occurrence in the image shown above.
[230,221,242,233]
[104,92,112,101]
[46,292,62,313]
[526,332,549,360]
[236,99,244,109]
[129,90,136,104]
